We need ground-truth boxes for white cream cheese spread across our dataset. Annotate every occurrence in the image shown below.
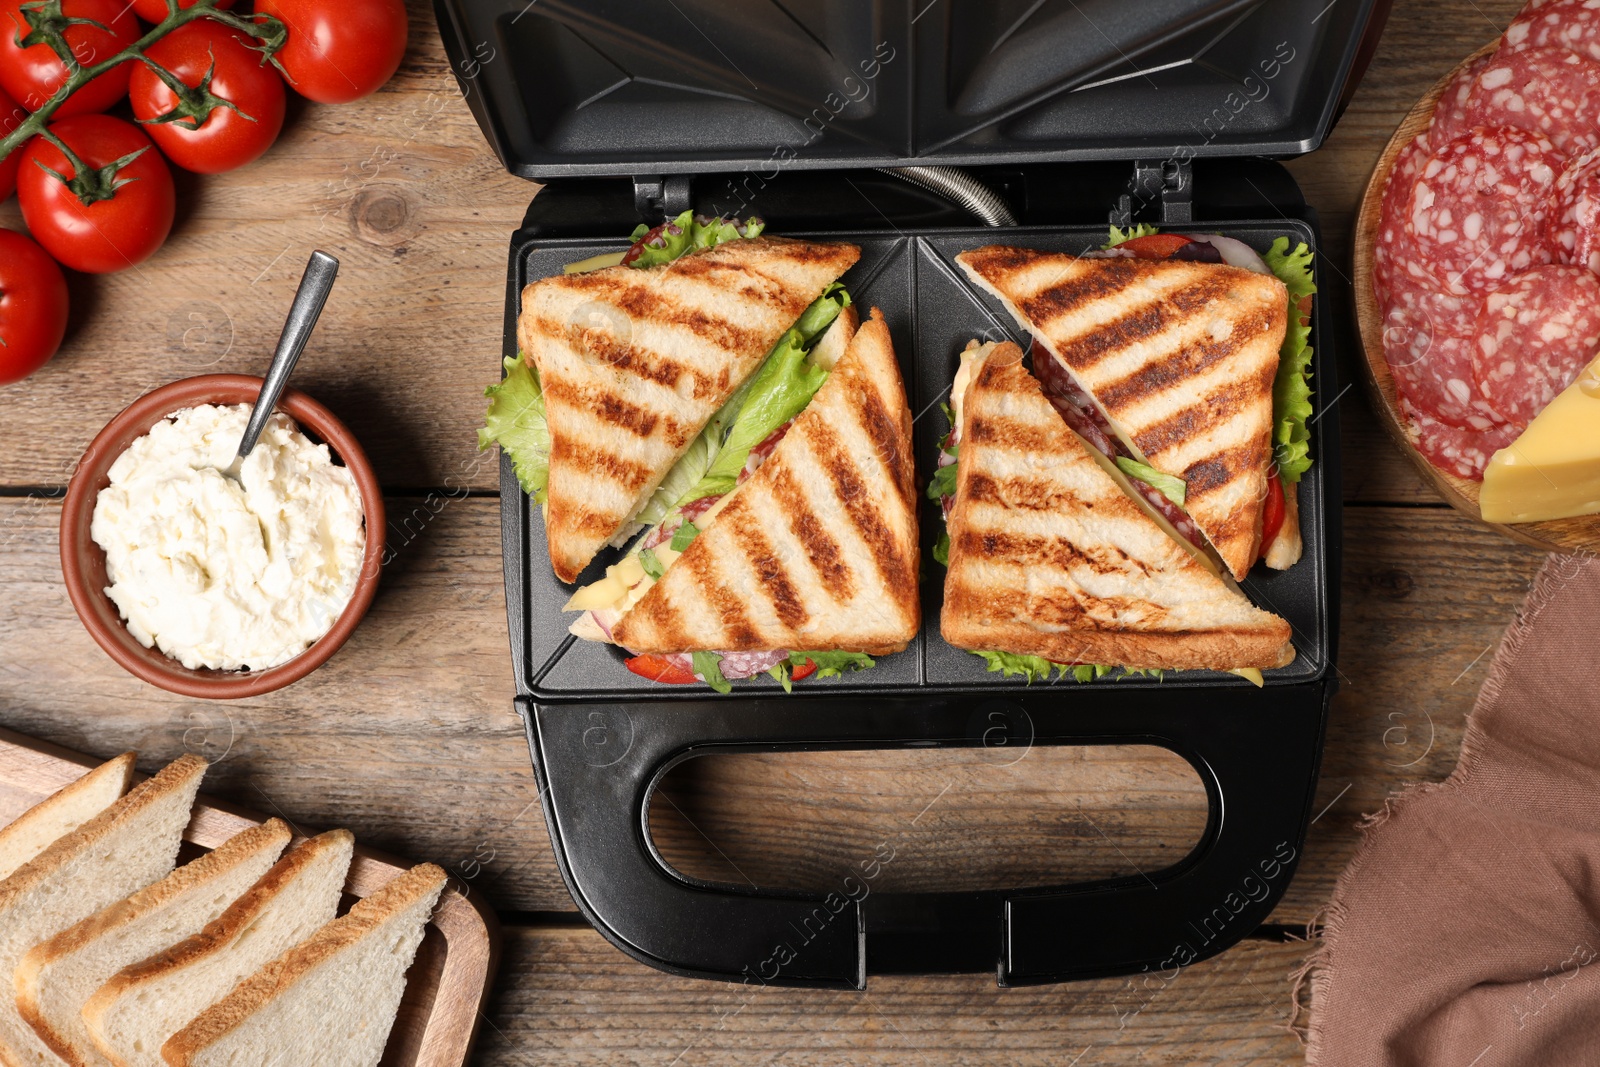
[90,403,367,671]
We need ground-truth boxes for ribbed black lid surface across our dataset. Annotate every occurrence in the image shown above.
[433,0,1391,179]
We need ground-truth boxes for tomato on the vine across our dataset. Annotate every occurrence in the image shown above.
[130,19,285,174]
[0,230,69,385]
[253,0,408,104]
[130,0,234,24]
[18,114,175,274]
[0,83,22,200]
[0,0,139,117]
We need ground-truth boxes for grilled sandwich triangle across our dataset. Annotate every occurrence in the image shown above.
[610,309,920,655]
[940,342,1295,673]
[956,247,1287,581]
[518,236,861,583]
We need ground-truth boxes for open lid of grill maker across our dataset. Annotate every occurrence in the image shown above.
[434,0,1386,987]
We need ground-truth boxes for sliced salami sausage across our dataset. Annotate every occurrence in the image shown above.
[1429,54,1492,146]
[1551,145,1600,271]
[1382,272,1509,428]
[1504,0,1600,62]
[1462,46,1600,155]
[1399,395,1522,480]
[1374,134,1436,305]
[1407,126,1564,295]
[1471,264,1600,423]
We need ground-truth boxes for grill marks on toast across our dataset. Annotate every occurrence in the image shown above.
[956,247,1288,581]
[939,344,1294,672]
[609,311,919,656]
[522,236,860,583]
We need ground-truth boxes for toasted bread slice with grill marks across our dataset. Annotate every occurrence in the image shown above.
[940,342,1294,672]
[518,236,861,583]
[610,309,919,655]
[0,754,135,884]
[957,247,1287,581]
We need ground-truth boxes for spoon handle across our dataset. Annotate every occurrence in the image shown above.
[236,250,341,460]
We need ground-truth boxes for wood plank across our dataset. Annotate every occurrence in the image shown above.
[0,0,535,492]
[2,497,1546,924]
[476,925,1311,1066]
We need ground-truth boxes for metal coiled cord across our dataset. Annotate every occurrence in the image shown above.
[877,165,1018,227]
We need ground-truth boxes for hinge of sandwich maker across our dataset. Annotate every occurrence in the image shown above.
[633,175,694,226]
[1110,159,1193,228]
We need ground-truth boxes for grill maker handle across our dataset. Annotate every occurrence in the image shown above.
[522,684,1328,987]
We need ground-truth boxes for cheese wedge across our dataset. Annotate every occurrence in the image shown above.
[1481,355,1600,524]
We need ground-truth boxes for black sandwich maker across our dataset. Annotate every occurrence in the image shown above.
[435,0,1387,988]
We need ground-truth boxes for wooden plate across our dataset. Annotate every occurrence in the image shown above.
[0,728,499,1067]
[1352,39,1600,554]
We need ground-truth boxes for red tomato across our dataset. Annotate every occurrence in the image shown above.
[130,0,234,23]
[254,0,407,104]
[130,20,285,173]
[624,654,699,685]
[18,114,175,274]
[0,230,69,385]
[1116,233,1194,259]
[0,0,138,116]
[789,659,818,683]
[0,82,22,200]
[1259,471,1286,556]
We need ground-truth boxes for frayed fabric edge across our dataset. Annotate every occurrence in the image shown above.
[1294,553,1584,1063]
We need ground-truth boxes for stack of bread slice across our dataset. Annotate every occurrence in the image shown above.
[0,753,446,1067]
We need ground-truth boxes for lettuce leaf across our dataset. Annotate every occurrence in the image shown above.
[1264,237,1317,484]
[932,530,950,567]
[478,355,550,504]
[768,661,794,693]
[973,651,1162,684]
[1115,456,1186,506]
[674,285,850,506]
[627,211,765,269]
[670,521,699,551]
[926,458,959,502]
[1105,223,1160,249]
[691,651,732,694]
[789,650,876,678]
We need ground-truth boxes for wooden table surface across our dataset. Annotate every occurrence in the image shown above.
[0,1,1546,1062]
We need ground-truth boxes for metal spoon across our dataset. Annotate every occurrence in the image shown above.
[235,250,341,462]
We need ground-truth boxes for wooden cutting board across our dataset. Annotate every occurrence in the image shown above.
[0,727,499,1067]
[1352,39,1600,555]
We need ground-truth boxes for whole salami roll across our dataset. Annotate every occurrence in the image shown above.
[1408,126,1564,295]
[1471,264,1600,423]
[1551,145,1600,271]
[1504,0,1600,62]
[1382,272,1509,429]
[1463,45,1600,155]
[1399,395,1522,480]
[1429,54,1492,147]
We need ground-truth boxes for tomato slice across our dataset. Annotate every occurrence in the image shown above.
[1116,233,1194,259]
[624,654,698,685]
[1259,472,1286,557]
[789,659,818,682]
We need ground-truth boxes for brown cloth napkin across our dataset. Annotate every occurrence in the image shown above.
[1305,554,1600,1066]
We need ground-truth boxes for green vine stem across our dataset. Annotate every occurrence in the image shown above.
[0,0,284,164]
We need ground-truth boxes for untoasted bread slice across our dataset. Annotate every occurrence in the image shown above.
[0,755,206,1067]
[16,821,290,1067]
[519,236,861,582]
[957,247,1287,581]
[940,343,1294,672]
[84,830,354,1067]
[161,863,447,1067]
[610,308,919,655]
[0,754,135,882]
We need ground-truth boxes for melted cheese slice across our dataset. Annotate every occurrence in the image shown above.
[1481,355,1600,524]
